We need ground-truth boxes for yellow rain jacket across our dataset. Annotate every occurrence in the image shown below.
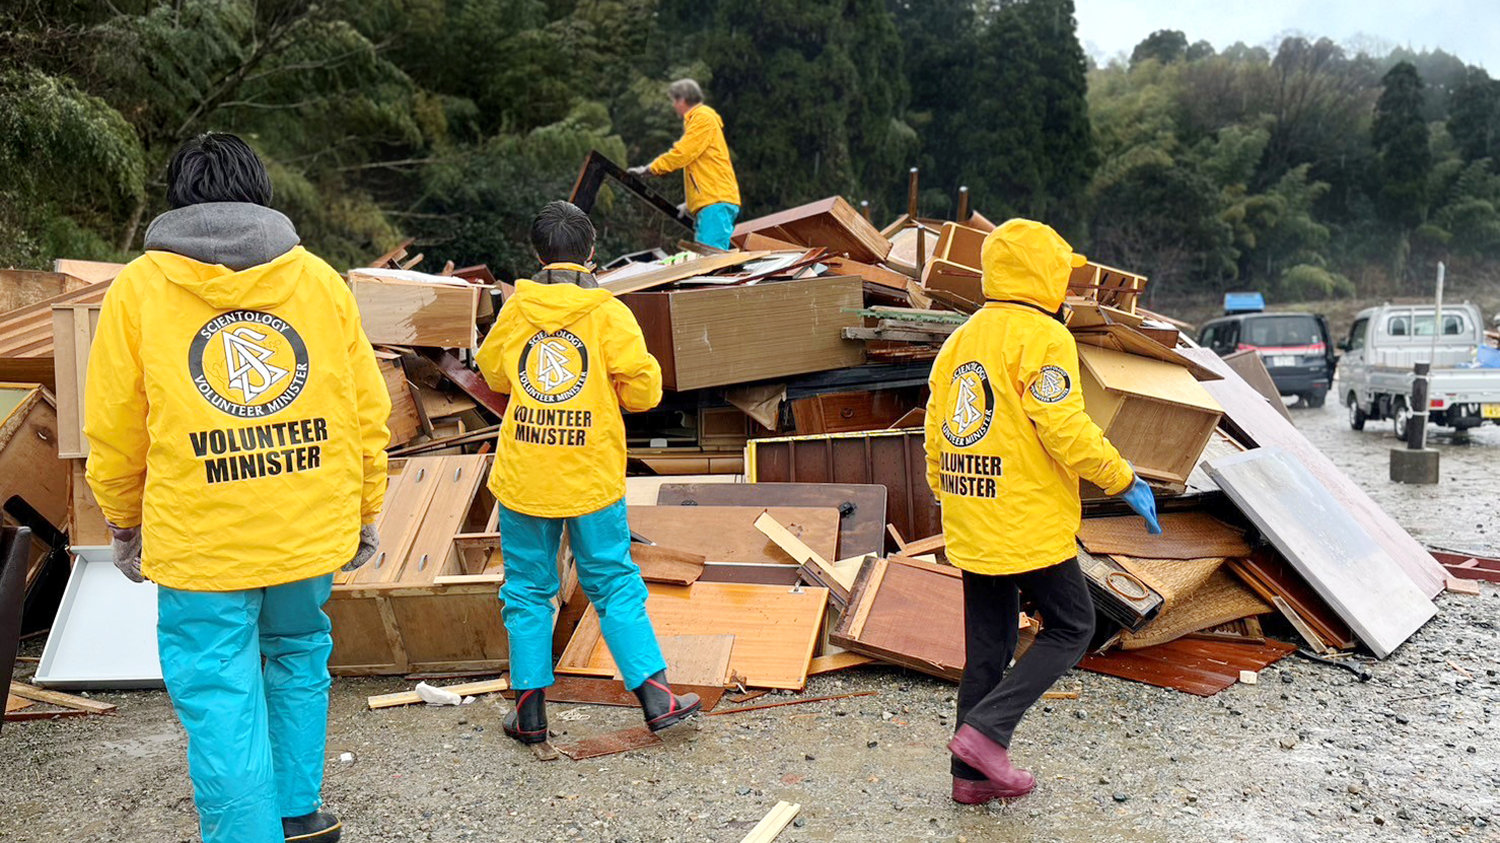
[477,267,663,518]
[85,247,391,591]
[924,219,1134,576]
[648,104,741,214]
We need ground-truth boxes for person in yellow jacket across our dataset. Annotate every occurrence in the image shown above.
[475,200,701,744]
[84,133,390,843]
[628,78,741,249]
[925,218,1161,805]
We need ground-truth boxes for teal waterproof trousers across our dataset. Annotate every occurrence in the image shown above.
[157,573,335,843]
[694,202,740,250]
[499,498,666,691]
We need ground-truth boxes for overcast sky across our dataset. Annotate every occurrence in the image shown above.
[1075,0,1500,71]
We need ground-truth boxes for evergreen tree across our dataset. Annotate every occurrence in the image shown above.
[1448,67,1499,163]
[1372,61,1433,231]
[1130,30,1188,67]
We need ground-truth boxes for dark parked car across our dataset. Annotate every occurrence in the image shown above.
[1199,311,1337,407]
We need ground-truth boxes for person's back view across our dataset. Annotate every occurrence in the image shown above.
[84,133,391,843]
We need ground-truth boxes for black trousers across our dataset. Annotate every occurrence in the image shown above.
[953,557,1095,779]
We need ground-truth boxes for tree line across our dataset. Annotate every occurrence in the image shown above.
[2,1,1497,304]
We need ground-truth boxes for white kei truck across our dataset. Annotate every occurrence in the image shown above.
[1337,302,1500,437]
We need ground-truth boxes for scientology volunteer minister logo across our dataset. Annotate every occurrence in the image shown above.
[942,360,995,447]
[517,329,589,403]
[189,310,310,418]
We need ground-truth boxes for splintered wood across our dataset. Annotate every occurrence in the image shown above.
[739,801,801,843]
[366,677,509,709]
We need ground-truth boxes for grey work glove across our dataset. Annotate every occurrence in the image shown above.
[109,524,144,583]
[343,523,380,572]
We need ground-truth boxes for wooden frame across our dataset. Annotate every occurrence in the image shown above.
[1077,345,1222,485]
[732,197,892,264]
[568,150,695,232]
[50,305,100,459]
[830,555,965,681]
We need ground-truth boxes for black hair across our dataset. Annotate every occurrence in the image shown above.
[165,133,273,209]
[530,200,596,264]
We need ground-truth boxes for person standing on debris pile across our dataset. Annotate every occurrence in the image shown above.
[84,133,391,843]
[924,218,1161,805]
[628,78,741,250]
[476,200,701,745]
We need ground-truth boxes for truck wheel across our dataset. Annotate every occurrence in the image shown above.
[1304,390,1327,409]
[1347,393,1366,431]
[1392,397,1410,441]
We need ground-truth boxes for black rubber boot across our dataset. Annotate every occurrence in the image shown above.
[503,688,549,744]
[283,810,342,842]
[632,670,701,732]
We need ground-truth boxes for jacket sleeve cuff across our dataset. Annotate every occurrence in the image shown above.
[1103,468,1135,497]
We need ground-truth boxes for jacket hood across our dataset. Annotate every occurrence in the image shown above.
[509,278,613,331]
[144,202,300,271]
[980,218,1087,312]
[143,245,311,311]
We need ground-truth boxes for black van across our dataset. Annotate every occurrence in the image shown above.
[1198,312,1337,407]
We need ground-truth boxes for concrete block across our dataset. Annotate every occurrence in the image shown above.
[1389,448,1439,484]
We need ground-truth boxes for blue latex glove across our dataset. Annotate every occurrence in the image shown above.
[1119,477,1162,534]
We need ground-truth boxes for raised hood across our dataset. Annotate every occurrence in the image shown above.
[145,246,310,311]
[980,218,1087,312]
[509,279,613,331]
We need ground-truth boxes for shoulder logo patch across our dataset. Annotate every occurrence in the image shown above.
[518,329,589,403]
[189,310,309,418]
[1029,365,1071,404]
[942,361,995,447]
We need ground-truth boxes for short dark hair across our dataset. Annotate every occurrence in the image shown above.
[530,200,596,264]
[165,133,273,209]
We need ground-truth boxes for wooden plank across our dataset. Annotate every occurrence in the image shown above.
[599,251,772,295]
[1226,552,1355,649]
[831,556,965,681]
[1078,513,1250,560]
[655,482,887,559]
[0,279,111,364]
[1223,349,1294,422]
[628,506,840,565]
[631,544,706,586]
[366,677,509,709]
[349,271,482,348]
[733,196,891,263]
[753,511,851,605]
[1207,448,1436,659]
[1079,638,1296,696]
[808,652,877,675]
[398,454,489,583]
[51,260,125,285]
[376,353,421,447]
[739,801,801,843]
[656,634,735,687]
[554,726,662,761]
[50,305,99,459]
[821,256,910,291]
[557,582,828,690]
[9,682,116,714]
[1182,347,1446,597]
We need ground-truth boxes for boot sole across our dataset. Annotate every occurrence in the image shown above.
[947,735,1036,797]
[503,725,550,745]
[285,820,342,842]
[645,699,702,732]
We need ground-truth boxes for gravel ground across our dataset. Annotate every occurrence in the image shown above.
[3,396,1497,843]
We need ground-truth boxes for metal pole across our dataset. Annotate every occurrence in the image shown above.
[1429,261,1445,366]
[907,168,920,220]
[957,186,970,223]
[859,200,871,221]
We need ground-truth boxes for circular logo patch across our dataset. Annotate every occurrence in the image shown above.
[188,310,309,418]
[1029,365,1071,404]
[517,329,589,404]
[943,361,995,447]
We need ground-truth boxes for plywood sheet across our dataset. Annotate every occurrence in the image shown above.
[599,251,771,294]
[1181,347,1446,597]
[656,634,734,686]
[626,506,839,564]
[556,582,828,690]
[349,271,481,349]
[1078,513,1251,560]
[631,544,705,586]
[655,482,887,559]
[1207,448,1436,658]
[1223,349,1293,422]
[1079,637,1295,696]
[732,196,891,263]
[831,556,965,681]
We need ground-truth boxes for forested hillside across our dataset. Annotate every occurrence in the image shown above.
[3,1,1497,307]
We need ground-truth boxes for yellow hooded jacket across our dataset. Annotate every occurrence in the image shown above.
[924,220,1134,576]
[477,269,663,518]
[649,104,741,214]
[84,247,391,591]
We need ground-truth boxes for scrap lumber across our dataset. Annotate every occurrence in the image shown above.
[1426,547,1500,585]
[807,652,877,675]
[1067,261,1147,313]
[554,726,663,761]
[50,304,101,458]
[348,269,485,348]
[789,388,920,435]
[0,279,111,384]
[822,256,911,291]
[8,682,116,715]
[51,260,125,285]
[421,349,507,417]
[733,196,891,263]
[599,251,772,295]
[628,505,840,566]
[1072,323,1221,381]
[366,677,509,709]
[753,511,852,606]
[0,270,89,313]
[658,483,889,558]
[1182,347,1446,598]
[630,544,706,586]
[557,581,828,690]
[1077,345,1223,486]
[1207,448,1436,659]
[1079,637,1296,696]
[708,691,876,717]
[739,801,802,843]
[1226,552,1355,650]
[831,556,966,681]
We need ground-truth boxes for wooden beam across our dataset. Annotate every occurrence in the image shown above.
[366,677,509,710]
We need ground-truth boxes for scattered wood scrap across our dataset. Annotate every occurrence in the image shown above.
[5,682,116,722]
[366,677,509,710]
[707,691,876,717]
[554,726,662,761]
[739,801,802,843]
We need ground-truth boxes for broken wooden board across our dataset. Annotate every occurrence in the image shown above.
[366,677,509,709]
[1207,448,1436,659]
[8,682,117,715]
[739,801,801,843]
[1078,637,1296,696]
[631,544,706,586]
[1223,349,1294,422]
[51,260,125,285]
[1067,261,1147,313]
[655,634,735,687]
[753,511,852,606]
[808,652,877,675]
[655,482,888,559]
[1227,551,1356,650]
[831,556,965,681]
[349,269,484,349]
[821,256,911,291]
[557,582,828,690]
[627,506,840,565]
[375,351,421,447]
[554,726,662,761]
[732,196,891,263]
[49,304,100,458]
[1182,347,1446,598]
[1078,513,1251,560]
[598,251,773,295]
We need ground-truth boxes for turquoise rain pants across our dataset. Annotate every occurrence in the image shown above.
[157,573,334,843]
[694,202,740,250]
[499,498,666,691]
